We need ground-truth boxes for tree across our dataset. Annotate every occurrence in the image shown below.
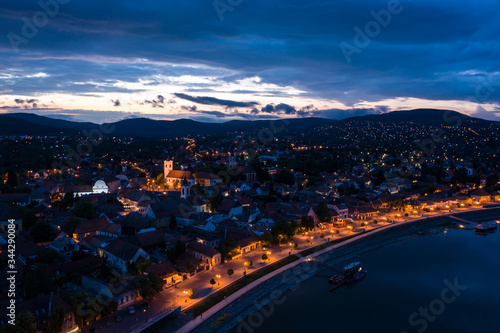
[186,288,194,298]
[30,221,55,243]
[244,260,253,267]
[7,168,18,187]
[49,306,65,333]
[218,238,239,259]
[15,311,37,333]
[316,203,331,223]
[136,272,165,299]
[169,215,177,231]
[208,193,223,212]
[21,207,37,230]
[37,248,58,264]
[73,197,98,219]
[272,220,294,243]
[63,216,80,235]
[167,241,186,262]
[262,253,269,261]
[227,268,234,278]
[300,216,315,231]
[210,278,216,288]
[260,233,273,247]
[274,169,295,186]
[127,257,152,275]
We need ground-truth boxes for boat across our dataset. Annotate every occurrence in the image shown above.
[343,262,362,276]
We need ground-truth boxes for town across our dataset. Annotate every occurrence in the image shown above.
[1,114,499,333]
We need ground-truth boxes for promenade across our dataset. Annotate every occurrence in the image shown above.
[86,203,498,333]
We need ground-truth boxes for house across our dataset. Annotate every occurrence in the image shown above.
[186,241,222,269]
[216,199,243,217]
[122,229,166,252]
[72,215,111,241]
[194,172,223,187]
[99,238,150,272]
[81,276,140,309]
[63,184,93,197]
[147,198,195,228]
[4,295,77,333]
[470,189,491,203]
[0,193,31,206]
[48,235,80,255]
[144,261,182,288]
[120,190,152,212]
[237,235,261,254]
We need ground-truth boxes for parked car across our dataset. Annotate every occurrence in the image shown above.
[114,315,122,322]
[129,306,135,315]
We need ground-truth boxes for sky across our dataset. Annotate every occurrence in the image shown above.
[1,0,500,123]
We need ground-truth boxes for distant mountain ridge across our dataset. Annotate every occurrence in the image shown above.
[0,109,495,138]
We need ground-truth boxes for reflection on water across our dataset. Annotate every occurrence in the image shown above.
[248,224,500,333]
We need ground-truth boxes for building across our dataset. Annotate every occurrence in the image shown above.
[186,241,222,269]
[164,160,195,187]
[470,189,491,203]
[99,238,150,272]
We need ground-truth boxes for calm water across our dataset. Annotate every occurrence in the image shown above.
[242,220,500,333]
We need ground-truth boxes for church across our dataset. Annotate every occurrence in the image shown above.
[164,160,195,187]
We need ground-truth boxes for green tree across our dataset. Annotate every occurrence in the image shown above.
[208,193,223,212]
[227,268,234,278]
[262,253,269,261]
[136,272,165,299]
[244,260,253,267]
[186,288,194,298]
[73,197,97,219]
[274,169,295,186]
[15,311,37,333]
[21,207,37,230]
[7,168,18,187]
[218,238,239,259]
[30,221,55,243]
[169,215,177,231]
[300,216,315,231]
[37,248,58,265]
[49,305,65,333]
[210,278,216,288]
[316,203,331,223]
[260,233,273,247]
[63,216,80,235]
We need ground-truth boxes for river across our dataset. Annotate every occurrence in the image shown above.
[234,217,500,333]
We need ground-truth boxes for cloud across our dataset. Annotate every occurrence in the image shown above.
[111,99,121,106]
[174,93,259,107]
[259,103,297,115]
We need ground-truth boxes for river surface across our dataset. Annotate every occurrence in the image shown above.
[238,218,500,333]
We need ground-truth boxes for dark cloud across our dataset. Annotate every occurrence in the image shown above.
[111,99,121,107]
[180,105,197,112]
[174,93,259,108]
[1,0,500,120]
[260,103,297,115]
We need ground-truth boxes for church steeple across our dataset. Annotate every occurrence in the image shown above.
[180,176,191,199]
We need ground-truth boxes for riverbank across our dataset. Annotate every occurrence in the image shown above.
[185,207,500,333]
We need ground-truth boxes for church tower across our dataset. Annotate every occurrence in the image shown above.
[164,160,173,179]
[180,177,191,199]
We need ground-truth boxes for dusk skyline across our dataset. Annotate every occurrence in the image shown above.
[1,0,500,123]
